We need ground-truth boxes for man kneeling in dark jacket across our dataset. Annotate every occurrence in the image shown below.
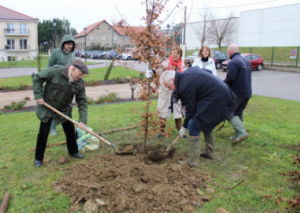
[162,67,235,168]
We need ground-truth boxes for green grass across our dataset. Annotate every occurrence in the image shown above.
[0,58,96,69]
[0,96,300,212]
[0,66,141,87]
[186,46,300,66]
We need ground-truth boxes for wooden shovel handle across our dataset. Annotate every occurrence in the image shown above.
[0,192,10,213]
[166,135,181,152]
[43,102,115,148]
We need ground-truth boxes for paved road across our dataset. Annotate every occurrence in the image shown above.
[0,59,300,102]
[0,58,148,79]
[217,69,300,102]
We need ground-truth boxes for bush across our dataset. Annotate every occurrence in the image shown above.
[95,91,120,104]
[0,83,28,91]
[84,80,101,86]
[3,96,31,111]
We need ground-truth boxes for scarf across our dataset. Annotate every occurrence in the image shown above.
[168,56,183,72]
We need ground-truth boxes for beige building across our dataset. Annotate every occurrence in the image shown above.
[74,20,145,50]
[0,5,38,61]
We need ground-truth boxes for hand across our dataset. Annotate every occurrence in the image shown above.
[178,127,188,137]
[36,99,44,105]
[78,122,86,129]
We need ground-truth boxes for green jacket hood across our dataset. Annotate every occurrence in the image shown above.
[61,35,75,52]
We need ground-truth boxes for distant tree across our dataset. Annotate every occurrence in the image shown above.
[208,11,238,48]
[192,9,210,47]
[38,17,75,49]
[70,28,78,36]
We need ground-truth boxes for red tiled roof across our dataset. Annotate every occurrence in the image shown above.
[74,20,149,38]
[0,5,38,21]
[74,20,106,38]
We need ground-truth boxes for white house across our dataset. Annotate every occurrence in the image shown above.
[0,5,39,62]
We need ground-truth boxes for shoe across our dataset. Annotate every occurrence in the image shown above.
[34,159,43,167]
[51,120,57,136]
[229,116,249,146]
[229,130,237,140]
[69,153,85,159]
[177,137,201,168]
[51,129,57,137]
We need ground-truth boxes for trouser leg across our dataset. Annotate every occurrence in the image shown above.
[35,119,52,161]
[61,120,78,155]
[175,118,182,131]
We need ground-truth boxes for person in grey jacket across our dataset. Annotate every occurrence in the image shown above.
[192,46,217,76]
[224,44,252,145]
[47,35,76,136]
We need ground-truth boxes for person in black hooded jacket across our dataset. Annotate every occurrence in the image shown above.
[161,67,235,167]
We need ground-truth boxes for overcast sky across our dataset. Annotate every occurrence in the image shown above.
[1,0,300,32]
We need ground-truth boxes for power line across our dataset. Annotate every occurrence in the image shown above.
[189,0,278,9]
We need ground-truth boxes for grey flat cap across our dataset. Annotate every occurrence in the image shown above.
[72,59,89,74]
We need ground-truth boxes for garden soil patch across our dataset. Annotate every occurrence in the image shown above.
[52,151,213,213]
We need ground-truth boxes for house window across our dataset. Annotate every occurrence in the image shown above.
[6,23,15,34]
[102,36,106,41]
[90,42,94,45]
[19,24,27,34]
[90,35,94,40]
[6,39,15,49]
[113,36,117,41]
[106,42,109,46]
[20,39,28,49]
[122,36,126,41]
[7,56,16,61]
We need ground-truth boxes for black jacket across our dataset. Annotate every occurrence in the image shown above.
[175,67,234,134]
[224,52,252,98]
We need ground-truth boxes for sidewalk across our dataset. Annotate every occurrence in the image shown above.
[0,83,138,109]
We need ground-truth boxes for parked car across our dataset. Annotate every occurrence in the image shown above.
[213,52,229,69]
[222,54,264,71]
[89,51,98,59]
[75,50,81,57]
[121,51,134,60]
[80,51,91,58]
[184,51,198,67]
[91,51,102,59]
[107,51,118,59]
[98,51,107,59]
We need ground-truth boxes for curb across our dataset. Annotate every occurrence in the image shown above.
[263,66,300,73]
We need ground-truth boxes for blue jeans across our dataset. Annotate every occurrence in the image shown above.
[188,118,200,136]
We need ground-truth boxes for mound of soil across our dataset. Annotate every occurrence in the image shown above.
[52,152,213,213]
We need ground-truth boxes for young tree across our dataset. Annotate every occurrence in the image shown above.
[117,0,183,152]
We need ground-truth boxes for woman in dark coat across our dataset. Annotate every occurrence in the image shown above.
[162,67,234,167]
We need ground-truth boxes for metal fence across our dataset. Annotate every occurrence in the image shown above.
[186,46,300,68]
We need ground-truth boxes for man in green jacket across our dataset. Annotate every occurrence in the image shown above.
[47,34,76,136]
[32,59,88,168]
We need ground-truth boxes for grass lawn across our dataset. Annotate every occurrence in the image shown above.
[0,66,141,87]
[186,46,300,65]
[0,95,300,212]
[0,58,96,69]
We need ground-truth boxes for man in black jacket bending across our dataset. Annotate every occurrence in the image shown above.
[224,44,252,145]
[162,67,234,168]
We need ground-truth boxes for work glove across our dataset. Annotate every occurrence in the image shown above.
[178,127,188,138]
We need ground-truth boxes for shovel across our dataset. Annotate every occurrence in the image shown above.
[43,102,120,153]
[147,135,181,161]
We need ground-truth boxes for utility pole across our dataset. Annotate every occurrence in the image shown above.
[180,6,187,60]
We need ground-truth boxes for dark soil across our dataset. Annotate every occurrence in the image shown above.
[52,146,213,213]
